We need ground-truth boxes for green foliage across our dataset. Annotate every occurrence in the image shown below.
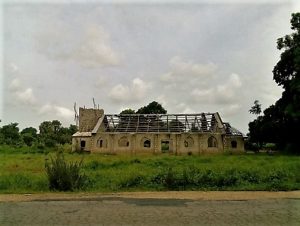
[120,109,136,114]
[39,120,77,147]
[249,100,261,115]
[21,127,37,136]
[0,123,21,145]
[0,174,48,192]
[248,13,300,153]
[0,120,77,150]
[119,101,167,115]
[169,119,185,132]
[136,101,167,114]
[45,153,88,191]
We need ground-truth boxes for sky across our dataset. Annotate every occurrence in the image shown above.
[1,0,300,133]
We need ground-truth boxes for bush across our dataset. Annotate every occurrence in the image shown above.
[118,174,145,188]
[45,152,88,191]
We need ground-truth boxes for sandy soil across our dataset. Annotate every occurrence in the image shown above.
[1,190,300,202]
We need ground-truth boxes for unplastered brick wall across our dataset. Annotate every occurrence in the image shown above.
[79,108,104,132]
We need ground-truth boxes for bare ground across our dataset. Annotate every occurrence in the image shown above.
[1,191,300,202]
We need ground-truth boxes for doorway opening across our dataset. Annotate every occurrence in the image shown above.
[161,140,170,153]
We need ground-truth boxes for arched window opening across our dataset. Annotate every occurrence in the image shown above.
[184,137,194,148]
[231,141,237,148]
[119,137,129,147]
[97,138,107,148]
[184,140,188,147]
[208,136,217,148]
[144,140,151,148]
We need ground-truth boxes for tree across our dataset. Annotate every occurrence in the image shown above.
[169,119,185,132]
[249,100,262,116]
[0,123,21,145]
[21,127,37,136]
[39,121,78,146]
[120,109,136,114]
[136,101,167,114]
[21,127,37,146]
[68,124,78,135]
[39,121,53,135]
[248,13,300,153]
[39,120,64,147]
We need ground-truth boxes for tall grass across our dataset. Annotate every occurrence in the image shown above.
[45,153,88,191]
[0,151,299,193]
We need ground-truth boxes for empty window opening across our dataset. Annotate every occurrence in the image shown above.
[80,140,86,151]
[231,141,237,148]
[208,136,217,148]
[184,140,188,147]
[184,137,194,148]
[144,140,151,148]
[119,137,129,147]
[161,140,170,153]
[97,138,107,148]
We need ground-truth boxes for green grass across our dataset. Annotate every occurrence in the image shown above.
[0,148,300,193]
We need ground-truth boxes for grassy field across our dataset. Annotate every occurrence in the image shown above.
[0,146,300,193]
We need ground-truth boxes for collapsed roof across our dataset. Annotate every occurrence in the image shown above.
[75,107,244,136]
[101,113,225,133]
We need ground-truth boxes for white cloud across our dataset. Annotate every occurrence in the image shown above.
[156,95,168,108]
[174,102,195,114]
[9,78,21,91]
[108,84,130,102]
[228,73,242,88]
[132,78,150,98]
[108,77,150,103]
[9,78,36,106]
[39,104,73,119]
[191,88,213,100]
[15,88,36,105]
[72,25,120,67]
[36,16,120,68]
[191,73,242,104]
[215,73,242,103]
[8,76,73,122]
[161,56,217,83]
[220,104,242,118]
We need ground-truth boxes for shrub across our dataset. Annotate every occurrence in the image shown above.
[45,152,88,191]
[118,174,145,188]
[164,167,176,189]
[264,169,290,191]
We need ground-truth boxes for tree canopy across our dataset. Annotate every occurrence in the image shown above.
[119,101,167,115]
[248,13,300,153]
[249,100,262,116]
[120,109,136,114]
[0,120,77,148]
[136,101,167,114]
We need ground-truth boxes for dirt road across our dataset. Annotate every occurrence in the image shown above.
[1,191,300,226]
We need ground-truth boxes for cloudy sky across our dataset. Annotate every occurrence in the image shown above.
[1,0,300,133]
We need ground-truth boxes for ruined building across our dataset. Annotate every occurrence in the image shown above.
[72,107,245,154]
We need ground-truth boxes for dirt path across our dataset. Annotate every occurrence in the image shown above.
[0,191,300,202]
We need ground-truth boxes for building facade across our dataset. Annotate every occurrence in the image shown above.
[72,107,245,154]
